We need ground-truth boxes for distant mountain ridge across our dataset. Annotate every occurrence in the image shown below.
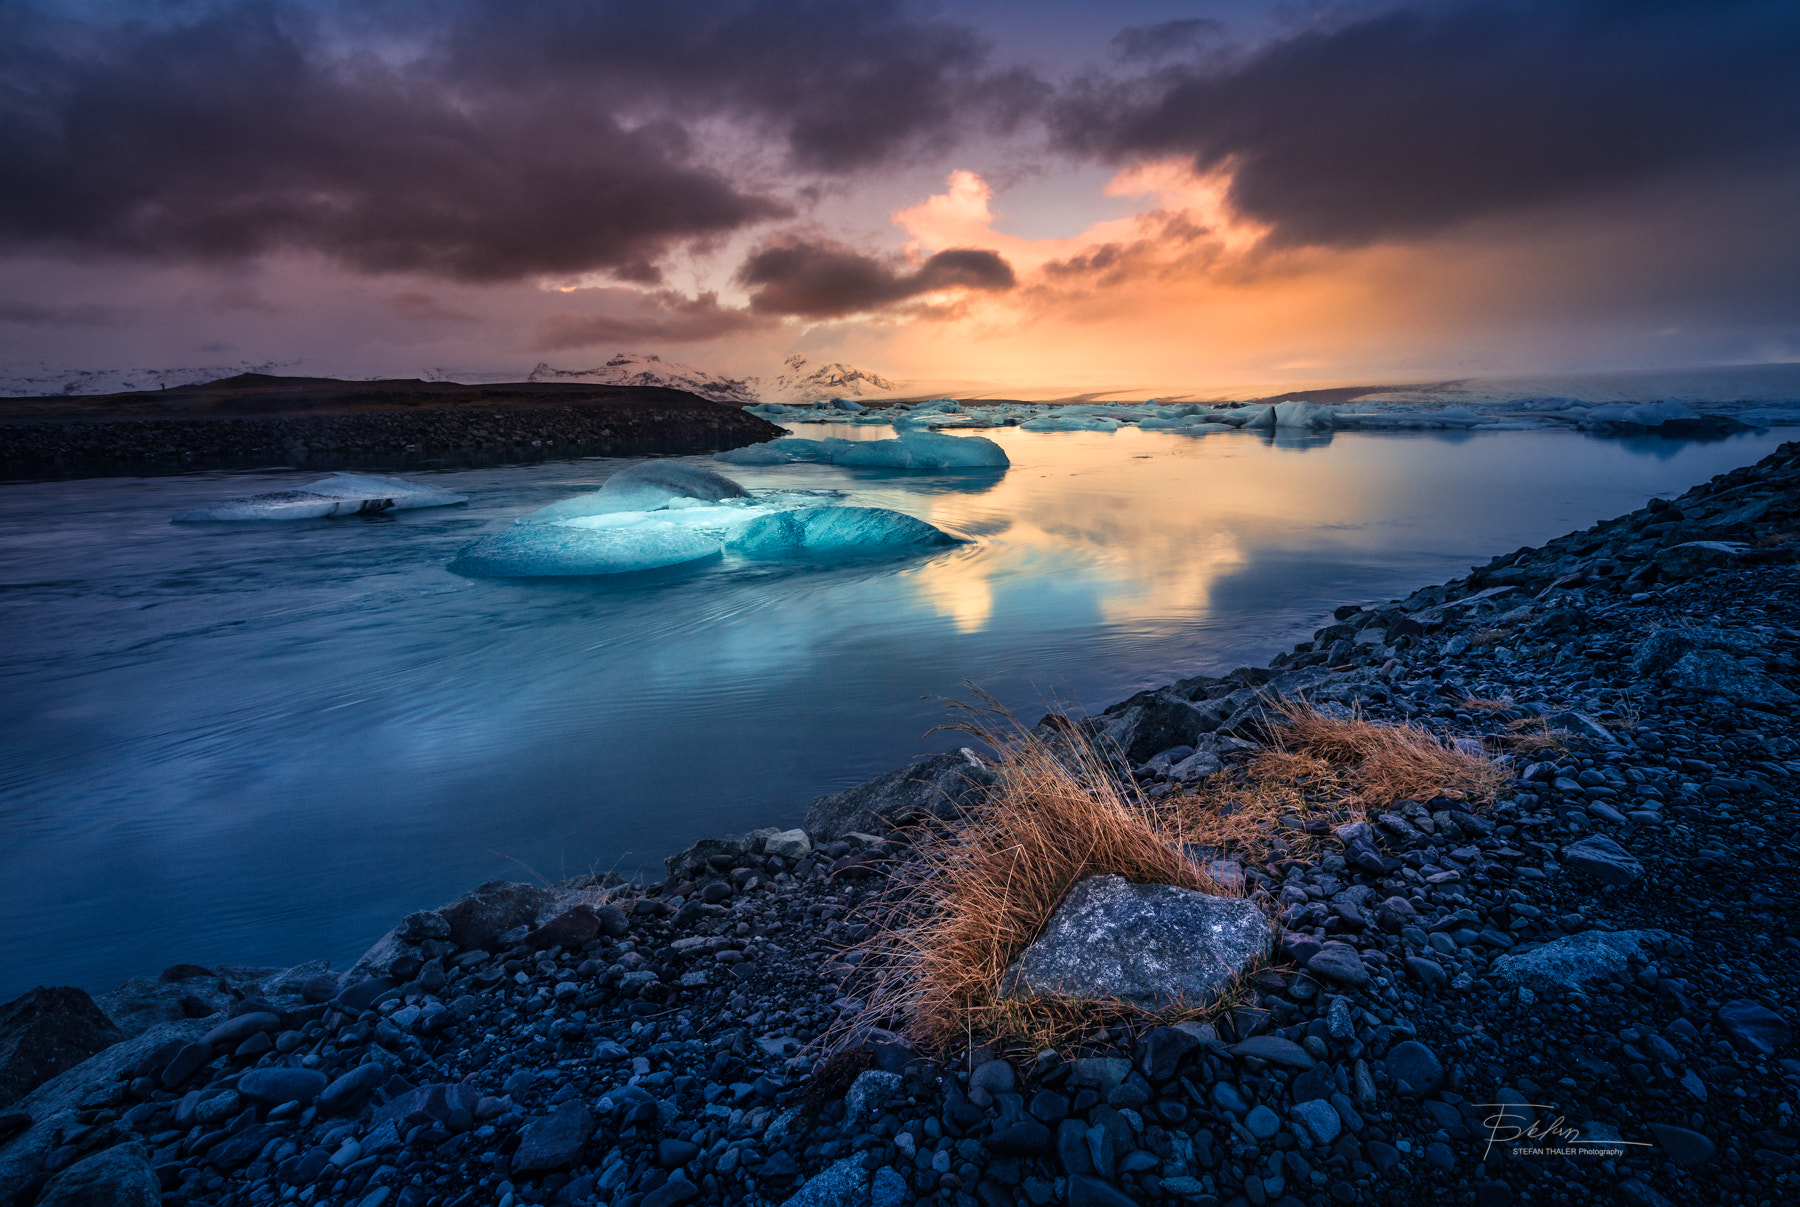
[526,353,899,405]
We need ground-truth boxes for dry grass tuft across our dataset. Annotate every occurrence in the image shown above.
[1259,699,1510,807]
[850,695,1240,1053]
[1466,629,1510,649]
[1460,693,1515,714]
[840,694,1509,1056]
[1499,715,1572,754]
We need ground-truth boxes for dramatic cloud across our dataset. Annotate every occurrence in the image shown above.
[0,1,1041,281]
[737,239,1016,318]
[536,292,772,350]
[1057,0,1800,247]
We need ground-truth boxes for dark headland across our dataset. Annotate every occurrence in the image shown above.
[0,375,785,481]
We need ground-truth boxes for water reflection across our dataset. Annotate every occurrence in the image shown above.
[0,423,1787,996]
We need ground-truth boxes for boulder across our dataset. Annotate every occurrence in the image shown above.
[1666,649,1797,705]
[1630,626,1762,678]
[1000,876,1271,1010]
[1384,1040,1443,1096]
[99,964,322,1039]
[1716,1000,1790,1056]
[35,1142,159,1207]
[0,988,123,1107]
[1092,690,1222,764]
[1653,542,1742,579]
[525,906,602,951]
[511,1102,596,1173]
[1560,835,1644,886]
[438,880,562,951]
[804,750,997,840]
[761,829,811,860]
[1493,929,1671,995]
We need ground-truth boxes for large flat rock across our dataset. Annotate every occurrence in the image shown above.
[1002,875,1272,1010]
[804,750,997,840]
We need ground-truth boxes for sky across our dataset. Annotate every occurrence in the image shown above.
[3,0,1800,395]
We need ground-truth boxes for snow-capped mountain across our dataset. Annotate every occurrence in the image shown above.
[526,353,898,405]
[0,360,296,398]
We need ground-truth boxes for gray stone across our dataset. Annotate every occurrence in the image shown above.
[318,1063,387,1115]
[1231,1035,1314,1069]
[761,829,811,860]
[511,1103,595,1173]
[1630,625,1762,677]
[1668,649,1798,704]
[1653,542,1741,579]
[36,1142,158,1207]
[1001,876,1271,1010]
[1305,943,1370,988]
[1291,1098,1342,1145]
[1091,690,1223,763]
[1385,1041,1443,1095]
[641,1177,698,1207]
[1646,1123,1716,1167]
[1717,1000,1790,1056]
[236,1067,327,1106]
[201,1011,279,1048]
[804,750,997,839]
[845,1070,902,1124]
[969,1059,1016,1095]
[871,1166,909,1207]
[1560,835,1643,885]
[1243,1105,1281,1139]
[0,987,123,1107]
[438,880,560,950]
[1067,1058,1133,1095]
[780,1156,866,1206]
[1493,929,1671,994]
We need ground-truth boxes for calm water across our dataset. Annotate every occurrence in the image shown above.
[0,424,1785,997]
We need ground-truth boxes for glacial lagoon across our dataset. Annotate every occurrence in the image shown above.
[0,422,1787,996]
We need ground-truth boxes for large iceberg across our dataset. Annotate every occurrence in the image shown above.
[173,473,465,522]
[727,506,962,559]
[450,523,723,578]
[716,431,1008,470]
[1239,400,1338,431]
[834,432,1009,469]
[714,438,850,466]
[521,461,749,523]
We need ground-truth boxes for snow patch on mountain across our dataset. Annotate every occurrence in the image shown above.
[0,360,296,398]
[527,353,898,405]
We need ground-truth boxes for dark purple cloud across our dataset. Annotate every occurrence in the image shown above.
[536,292,772,349]
[1057,0,1800,248]
[0,1,1042,281]
[737,240,1016,318]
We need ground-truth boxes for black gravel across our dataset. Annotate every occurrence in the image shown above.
[4,444,1800,1207]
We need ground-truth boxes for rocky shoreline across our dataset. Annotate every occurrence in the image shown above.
[3,445,1799,1207]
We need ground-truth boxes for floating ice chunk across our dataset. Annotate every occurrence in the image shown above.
[1337,406,1486,429]
[1739,407,1800,427]
[1237,400,1338,431]
[829,397,865,412]
[1578,401,1699,430]
[726,506,962,559]
[1018,414,1121,432]
[832,432,1009,469]
[1137,417,1238,435]
[450,522,723,578]
[173,473,465,522]
[714,438,851,465]
[522,461,749,522]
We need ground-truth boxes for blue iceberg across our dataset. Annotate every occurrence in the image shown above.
[450,522,724,578]
[726,506,963,559]
[521,461,749,523]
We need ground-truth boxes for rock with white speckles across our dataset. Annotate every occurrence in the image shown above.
[1000,875,1270,1010]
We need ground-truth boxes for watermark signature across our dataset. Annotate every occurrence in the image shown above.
[1476,1103,1655,1160]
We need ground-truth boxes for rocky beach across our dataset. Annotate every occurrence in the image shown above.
[2,441,1798,1207]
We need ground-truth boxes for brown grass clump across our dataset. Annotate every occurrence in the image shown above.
[1460,693,1515,714]
[1499,715,1572,754]
[1258,699,1510,807]
[852,698,1238,1053]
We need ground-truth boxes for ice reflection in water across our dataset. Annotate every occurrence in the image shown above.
[0,422,1784,994]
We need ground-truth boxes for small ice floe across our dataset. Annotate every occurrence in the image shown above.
[520,461,749,523]
[172,473,466,522]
